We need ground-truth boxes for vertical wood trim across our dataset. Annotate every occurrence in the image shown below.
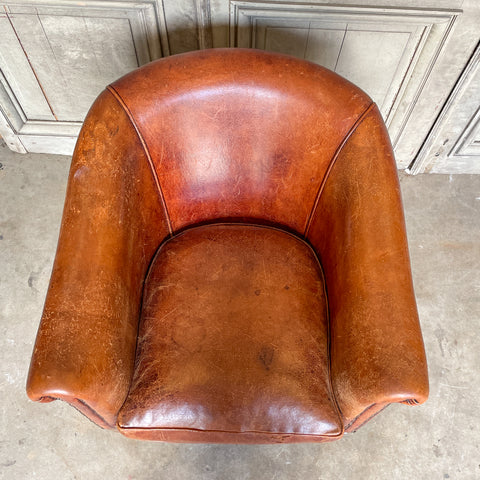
[0,0,169,154]
[0,106,27,152]
[153,0,170,56]
[408,40,480,174]
[4,8,58,120]
[194,0,213,49]
[391,14,459,149]
[229,2,462,163]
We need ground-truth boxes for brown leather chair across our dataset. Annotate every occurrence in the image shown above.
[26,49,428,443]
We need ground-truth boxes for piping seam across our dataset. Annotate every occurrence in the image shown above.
[106,85,173,236]
[118,425,343,438]
[346,403,389,432]
[75,398,114,429]
[304,102,375,237]
[40,395,114,429]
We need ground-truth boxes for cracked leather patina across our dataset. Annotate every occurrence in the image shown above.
[27,49,428,443]
[117,225,342,443]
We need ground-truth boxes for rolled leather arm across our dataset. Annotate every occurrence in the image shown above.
[307,104,428,428]
[26,89,170,428]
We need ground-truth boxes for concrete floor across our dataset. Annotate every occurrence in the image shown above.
[0,139,479,479]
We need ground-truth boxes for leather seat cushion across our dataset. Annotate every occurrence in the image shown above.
[117,224,343,443]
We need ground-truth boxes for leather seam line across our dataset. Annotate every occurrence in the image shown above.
[345,403,378,430]
[118,425,343,438]
[168,221,314,249]
[106,85,173,236]
[141,222,328,323]
[41,395,114,429]
[303,102,375,237]
[318,253,344,427]
[75,398,115,429]
[148,222,325,287]
[346,403,389,432]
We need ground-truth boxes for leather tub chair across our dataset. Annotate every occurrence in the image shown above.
[27,49,428,443]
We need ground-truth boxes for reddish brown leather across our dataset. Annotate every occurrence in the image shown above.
[307,104,429,427]
[109,49,371,234]
[27,49,428,440]
[26,89,170,428]
[117,224,343,443]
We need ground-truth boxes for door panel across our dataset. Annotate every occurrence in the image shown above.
[0,0,478,173]
[0,1,165,154]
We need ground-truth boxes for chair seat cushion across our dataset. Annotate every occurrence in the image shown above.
[117,224,343,443]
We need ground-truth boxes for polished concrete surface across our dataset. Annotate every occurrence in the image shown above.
[1,140,479,479]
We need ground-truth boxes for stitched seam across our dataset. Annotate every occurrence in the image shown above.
[74,398,114,429]
[345,403,377,430]
[42,395,114,429]
[346,403,389,432]
[119,425,343,437]
[106,86,173,236]
[151,222,323,273]
[318,259,344,429]
[117,215,179,420]
[141,223,327,323]
[142,222,331,312]
[303,102,375,237]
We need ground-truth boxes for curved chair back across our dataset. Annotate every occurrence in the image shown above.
[110,49,373,235]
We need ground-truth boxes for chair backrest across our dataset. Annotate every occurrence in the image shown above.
[110,49,373,235]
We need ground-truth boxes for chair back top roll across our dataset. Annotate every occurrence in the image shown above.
[110,49,373,234]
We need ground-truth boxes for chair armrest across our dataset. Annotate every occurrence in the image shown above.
[307,104,428,426]
[26,89,170,428]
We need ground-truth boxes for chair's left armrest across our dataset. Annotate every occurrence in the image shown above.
[26,89,170,428]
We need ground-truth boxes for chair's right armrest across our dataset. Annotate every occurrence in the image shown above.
[307,104,429,429]
[26,89,170,428]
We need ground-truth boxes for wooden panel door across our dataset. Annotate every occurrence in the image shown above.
[0,0,479,172]
[0,1,166,154]
[409,41,480,174]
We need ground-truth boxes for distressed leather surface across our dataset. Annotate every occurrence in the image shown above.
[26,89,170,428]
[27,49,429,440]
[109,48,371,233]
[118,224,343,443]
[306,105,429,427]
